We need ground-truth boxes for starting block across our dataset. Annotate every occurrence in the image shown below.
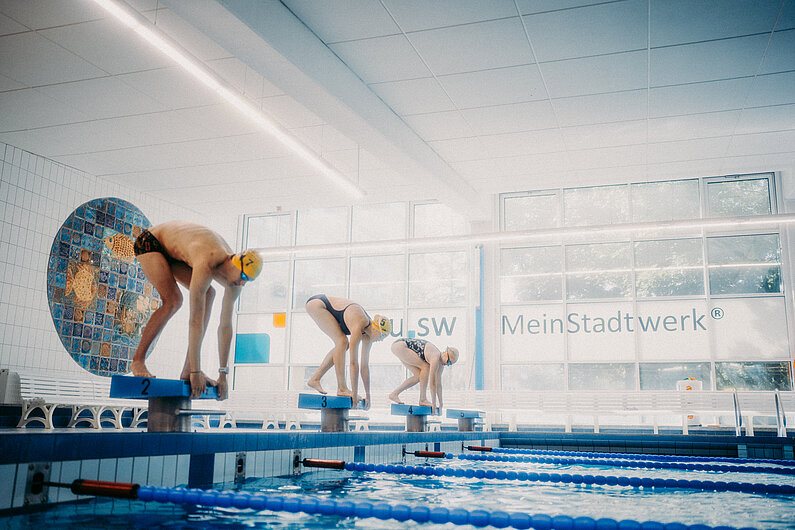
[297,393,363,432]
[446,409,484,431]
[110,375,220,433]
[391,403,433,432]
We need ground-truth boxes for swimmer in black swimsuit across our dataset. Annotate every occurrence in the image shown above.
[389,338,459,413]
[305,294,391,409]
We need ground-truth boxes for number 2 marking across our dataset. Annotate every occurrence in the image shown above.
[141,378,150,395]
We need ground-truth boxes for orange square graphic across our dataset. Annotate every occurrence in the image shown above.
[273,312,286,328]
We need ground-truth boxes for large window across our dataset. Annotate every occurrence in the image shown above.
[499,172,790,392]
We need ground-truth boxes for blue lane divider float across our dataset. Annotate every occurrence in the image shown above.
[341,459,795,496]
[490,448,795,468]
[463,452,795,476]
[137,485,757,530]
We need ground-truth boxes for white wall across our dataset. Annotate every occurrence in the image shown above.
[0,142,235,381]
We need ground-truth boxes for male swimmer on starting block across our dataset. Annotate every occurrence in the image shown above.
[131,221,262,399]
[389,338,459,414]
[305,294,391,409]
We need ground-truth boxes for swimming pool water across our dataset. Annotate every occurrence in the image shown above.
[4,455,794,529]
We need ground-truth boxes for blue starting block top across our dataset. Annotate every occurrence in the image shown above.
[391,403,432,416]
[298,393,363,409]
[446,409,484,419]
[110,375,218,400]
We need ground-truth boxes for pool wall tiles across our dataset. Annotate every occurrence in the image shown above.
[0,142,232,381]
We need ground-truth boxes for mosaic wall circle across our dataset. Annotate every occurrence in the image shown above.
[47,198,160,377]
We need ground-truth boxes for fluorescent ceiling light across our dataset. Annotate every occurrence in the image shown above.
[92,0,365,200]
[252,213,795,258]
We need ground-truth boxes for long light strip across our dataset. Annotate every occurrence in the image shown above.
[252,213,795,258]
[92,0,365,200]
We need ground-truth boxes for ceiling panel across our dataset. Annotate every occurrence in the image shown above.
[647,111,741,143]
[0,31,106,86]
[478,129,567,157]
[779,0,795,30]
[541,50,647,98]
[401,111,474,141]
[383,0,517,32]
[649,0,781,47]
[407,18,533,76]
[647,137,732,164]
[760,29,795,74]
[0,120,137,156]
[428,136,489,162]
[566,144,646,171]
[370,77,455,115]
[554,90,647,127]
[0,88,87,131]
[650,34,769,86]
[516,0,622,16]
[522,0,647,62]
[437,65,546,109]
[0,11,28,35]
[37,77,167,120]
[117,67,222,109]
[461,100,558,135]
[649,78,753,117]
[561,120,647,150]
[728,130,795,156]
[330,35,430,84]
[0,72,24,91]
[734,104,795,134]
[0,0,106,30]
[281,0,398,43]
[745,71,795,107]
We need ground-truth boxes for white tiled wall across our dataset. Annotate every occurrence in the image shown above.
[0,142,238,381]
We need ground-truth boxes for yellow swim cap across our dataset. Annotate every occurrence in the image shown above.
[231,249,263,281]
[370,314,392,336]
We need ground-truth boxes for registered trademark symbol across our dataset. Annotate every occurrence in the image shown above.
[711,307,724,319]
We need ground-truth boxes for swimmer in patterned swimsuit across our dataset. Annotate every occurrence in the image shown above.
[389,338,459,413]
[305,294,391,410]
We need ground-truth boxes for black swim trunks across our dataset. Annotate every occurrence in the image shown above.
[134,229,174,261]
[396,338,428,362]
[307,294,370,336]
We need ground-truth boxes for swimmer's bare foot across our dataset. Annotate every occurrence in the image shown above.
[307,379,327,395]
[388,392,404,405]
[131,360,155,378]
[419,400,432,408]
[336,388,353,399]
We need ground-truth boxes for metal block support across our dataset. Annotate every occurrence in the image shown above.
[320,408,349,432]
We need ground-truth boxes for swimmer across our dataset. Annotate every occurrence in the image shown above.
[131,221,262,399]
[305,294,391,410]
[389,338,459,414]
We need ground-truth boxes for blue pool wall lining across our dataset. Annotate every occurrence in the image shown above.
[0,430,792,512]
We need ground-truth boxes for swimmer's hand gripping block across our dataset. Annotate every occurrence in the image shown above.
[446,409,484,419]
[110,375,219,399]
[391,403,433,416]
[297,393,363,409]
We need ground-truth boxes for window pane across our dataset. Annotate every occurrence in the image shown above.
[501,364,564,391]
[413,202,467,238]
[707,234,782,294]
[352,202,406,241]
[246,214,293,248]
[707,177,772,217]
[500,247,562,302]
[715,361,792,391]
[292,258,346,309]
[409,252,467,306]
[564,185,628,227]
[639,363,712,390]
[238,261,290,312]
[503,193,559,231]
[296,207,349,245]
[566,243,631,299]
[631,180,700,222]
[634,239,704,297]
[568,363,635,391]
[350,254,405,308]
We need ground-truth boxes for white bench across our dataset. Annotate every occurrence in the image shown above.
[16,373,146,430]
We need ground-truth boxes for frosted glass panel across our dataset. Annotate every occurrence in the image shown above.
[296,207,349,245]
[566,302,635,361]
[236,313,287,363]
[406,308,469,389]
[711,298,788,360]
[413,202,467,238]
[631,180,699,222]
[639,363,712,390]
[707,234,781,295]
[715,362,792,391]
[288,312,331,364]
[233,366,284,392]
[503,193,559,231]
[292,258,346,309]
[566,243,631,299]
[564,185,628,226]
[349,254,405,308]
[352,203,407,241]
[238,261,289,313]
[635,300,710,361]
[409,252,467,306]
[634,239,704,297]
[500,305,566,362]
